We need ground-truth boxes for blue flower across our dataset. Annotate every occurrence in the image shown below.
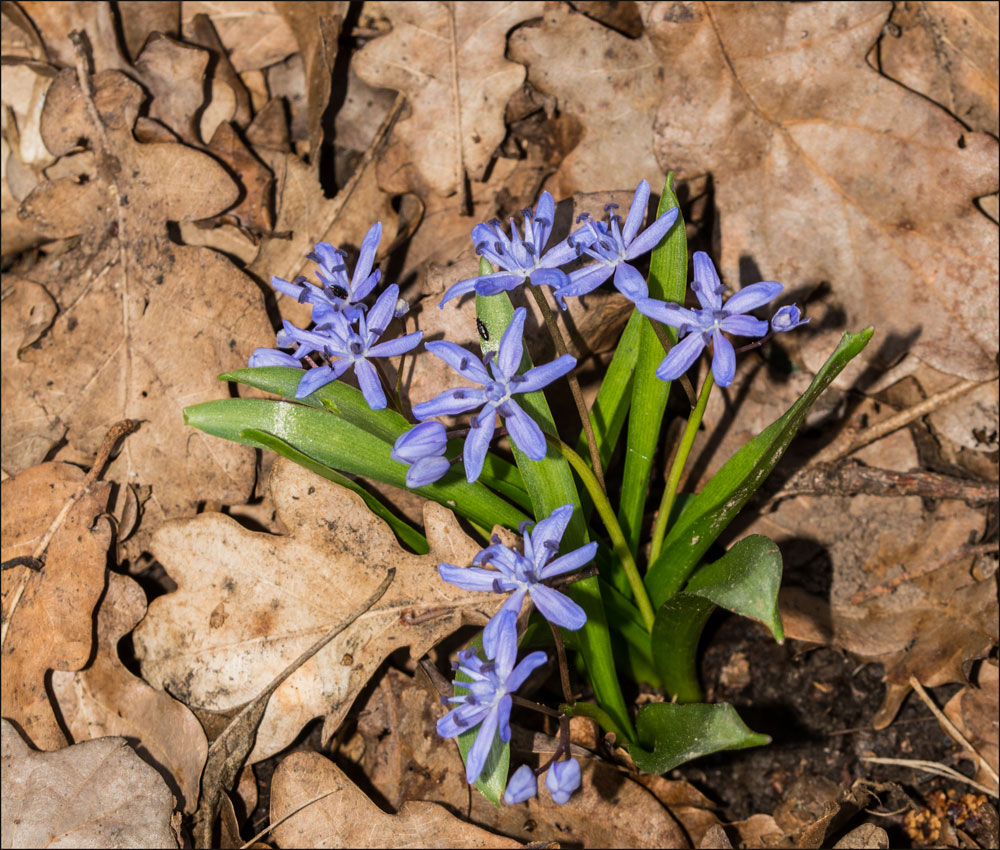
[636,252,782,387]
[437,611,547,785]
[278,283,423,407]
[248,348,305,369]
[554,180,679,306]
[413,307,575,483]
[504,765,538,805]
[391,422,451,488]
[545,758,581,804]
[439,193,585,307]
[270,222,384,323]
[438,504,594,656]
[771,304,809,334]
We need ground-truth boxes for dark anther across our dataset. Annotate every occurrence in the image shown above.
[535,216,550,228]
[460,356,470,370]
[509,374,526,385]
[475,241,488,254]
[576,212,589,223]
[453,389,466,399]
[480,661,496,674]
[543,539,559,551]
[494,241,505,254]
[297,289,309,303]
[518,520,532,535]
[524,569,539,583]
[489,217,502,228]
[491,534,502,544]
[604,202,619,212]
[520,207,533,219]
[349,342,363,355]
[492,578,503,593]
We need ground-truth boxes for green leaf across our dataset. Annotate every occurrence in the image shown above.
[645,327,874,608]
[628,702,770,774]
[617,175,686,555]
[651,535,784,702]
[455,632,509,806]
[241,428,429,554]
[219,366,531,511]
[184,398,529,533]
[475,286,635,742]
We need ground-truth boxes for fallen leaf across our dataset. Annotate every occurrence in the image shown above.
[643,0,998,383]
[134,32,210,146]
[17,0,129,72]
[181,0,299,72]
[5,69,271,535]
[1,462,111,750]
[879,1,999,135]
[134,458,503,763]
[943,659,999,793]
[1,719,178,849]
[206,120,274,232]
[50,572,209,813]
[185,12,252,129]
[116,0,180,63]
[270,750,519,849]
[354,1,545,196]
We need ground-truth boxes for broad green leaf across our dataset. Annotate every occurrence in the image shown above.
[628,702,770,774]
[219,367,531,510]
[651,535,784,702]
[645,327,874,608]
[475,286,635,742]
[454,632,509,806]
[184,398,529,532]
[617,175,686,555]
[241,428,428,554]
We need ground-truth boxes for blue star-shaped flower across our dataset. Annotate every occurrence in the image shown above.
[554,180,679,306]
[276,283,423,408]
[413,307,575,482]
[439,193,586,307]
[436,611,547,785]
[438,504,595,656]
[636,252,782,387]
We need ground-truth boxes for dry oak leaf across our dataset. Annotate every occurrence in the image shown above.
[1,462,111,751]
[133,457,504,764]
[270,751,519,849]
[644,1,998,383]
[6,70,270,529]
[17,0,130,72]
[943,659,999,794]
[181,0,299,72]
[134,32,211,146]
[1,719,178,849]
[354,1,545,196]
[51,572,209,814]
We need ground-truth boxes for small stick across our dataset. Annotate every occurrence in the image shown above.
[547,619,575,706]
[861,757,997,798]
[238,791,335,850]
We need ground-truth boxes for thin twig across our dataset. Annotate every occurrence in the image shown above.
[908,675,1000,788]
[238,791,335,849]
[861,757,998,798]
[548,619,575,706]
[511,694,563,718]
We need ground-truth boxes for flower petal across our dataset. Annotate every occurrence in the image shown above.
[529,584,587,631]
[626,207,679,258]
[546,758,581,804]
[405,456,450,488]
[622,179,651,244]
[412,387,486,419]
[528,505,574,569]
[613,262,648,301]
[437,704,489,739]
[497,307,528,378]
[496,693,514,743]
[532,191,555,249]
[504,765,538,805]
[249,348,303,369]
[351,221,382,292]
[295,364,336,398]
[366,282,398,337]
[368,330,424,358]
[636,298,700,329]
[540,541,598,579]
[723,280,783,314]
[692,252,723,311]
[354,358,386,409]
[711,330,736,387]
[719,314,768,338]
[557,264,613,299]
[465,705,500,785]
[476,272,528,296]
[438,564,507,593]
[438,276,480,308]
[424,340,491,384]
[502,399,546,460]
[515,354,576,394]
[392,421,447,463]
[505,650,548,693]
[483,590,526,658]
[655,332,706,382]
[463,405,496,483]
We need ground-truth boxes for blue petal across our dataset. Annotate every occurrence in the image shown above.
[692,252,723,311]
[295,365,336,398]
[771,304,810,333]
[483,590,526,659]
[392,421,447,463]
[724,280,782,314]
[540,541,598,580]
[496,693,514,743]
[635,298,699,329]
[719,314,768,338]
[505,649,548,693]
[528,505,574,569]
[474,272,525,297]
[529,584,587,631]
[351,270,381,304]
[405,456,450,488]
[465,705,500,785]
[439,276,481,308]
[527,267,568,291]
[655,332,706,382]
[249,348,303,368]
[558,264,613,299]
[437,703,489,739]
[515,354,576,394]
[503,399,546,460]
[622,180,651,243]
[412,388,486,419]
[626,207,678,258]
[532,191,555,249]
[366,283,398,338]
[545,758,581,804]
[504,765,538,805]
[352,222,382,292]
[368,330,424,358]
[354,359,386,409]
[438,564,507,593]
[612,262,647,301]
[463,405,496,483]
[424,340,491,384]
[496,307,528,379]
[270,276,304,299]
[711,330,736,387]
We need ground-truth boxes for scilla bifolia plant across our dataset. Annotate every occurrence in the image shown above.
[185,176,872,805]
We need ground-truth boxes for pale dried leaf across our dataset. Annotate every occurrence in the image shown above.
[207,120,274,232]
[17,0,129,72]
[1,462,111,750]
[1,719,177,849]
[943,659,999,793]
[354,1,545,195]
[116,1,180,63]
[50,573,209,813]
[270,751,518,849]
[134,458,502,763]
[181,1,299,72]
[135,32,210,145]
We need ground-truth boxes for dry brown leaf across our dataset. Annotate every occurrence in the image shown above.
[4,69,270,533]
[185,12,252,129]
[181,1,299,73]
[943,659,999,793]
[270,750,519,849]
[17,0,129,72]
[1,2,47,61]
[1,462,111,750]
[133,458,504,763]
[1,719,178,849]
[116,1,180,63]
[134,32,211,146]
[50,572,209,813]
[207,120,274,232]
[644,1,998,383]
[354,1,545,196]
[880,1,999,136]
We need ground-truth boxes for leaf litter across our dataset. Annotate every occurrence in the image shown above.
[0,2,996,847]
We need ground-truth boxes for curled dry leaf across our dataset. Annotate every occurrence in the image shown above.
[116,0,180,64]
[644,0,998,383]
[354,1,545,196]
[134,458,504,763]
[51,572,209,813]
[1,462,111,750]
[270,751,519,849]
[5,69,271,535]
[181,0,299,73]
[1,719,178,849]
[943,659,999,793]
[206,120,274,233]
[134,32,211,146]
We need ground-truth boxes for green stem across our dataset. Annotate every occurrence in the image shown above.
[649,373,715,563]
[527,284,607,494]
[546,433,656,633]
